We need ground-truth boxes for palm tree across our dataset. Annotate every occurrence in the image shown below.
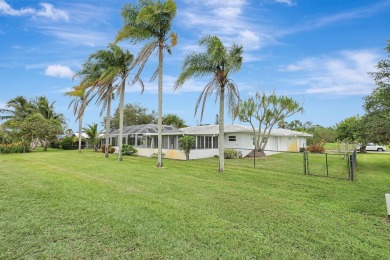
[0,96,35,121]
[83,123,102,151]
[90,44,142,161]
[174,35,243,172]
[115,0,177,167]
[32,96,66,124]
[65,86,87,153]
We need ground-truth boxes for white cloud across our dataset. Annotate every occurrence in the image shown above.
[0,0,34,16]
[45,65,74,78]
[279,50,380,96]
[0,1,68,21]
[273,0,296,6]
[35,3,69,21]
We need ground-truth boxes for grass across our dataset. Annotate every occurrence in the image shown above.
[0,149,389,259]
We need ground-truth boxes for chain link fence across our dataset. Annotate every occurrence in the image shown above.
[230,149,357,181]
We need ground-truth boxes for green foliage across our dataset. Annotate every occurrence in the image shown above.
[60,136,76,150]
[363,40,390,143]
[224,149,238,159]
[150,152,165,158]
[162,113,186,128]
[110,103,156,129]
[83,123,102,151]
[49,140,61,149]
[0,142,30,154]
[179,135,195,160]
[122,144,137,156]
[335,115,362,142]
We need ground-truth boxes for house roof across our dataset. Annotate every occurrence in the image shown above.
[144,124,313,137]
[110,124,178,136]
[73,132,89,139]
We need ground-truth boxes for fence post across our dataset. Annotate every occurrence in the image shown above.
[303,151,308,175]
[325,153,329,177]
[348,153,356,181]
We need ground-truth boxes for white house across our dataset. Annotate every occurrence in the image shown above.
[106,124,312,160]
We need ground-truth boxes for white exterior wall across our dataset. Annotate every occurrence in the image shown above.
[137,147,218,160]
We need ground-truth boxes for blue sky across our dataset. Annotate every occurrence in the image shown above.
[1,0,389,131]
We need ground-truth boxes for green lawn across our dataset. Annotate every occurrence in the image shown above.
[0,150,389,259]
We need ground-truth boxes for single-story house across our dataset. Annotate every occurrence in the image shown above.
[104,124,312,160]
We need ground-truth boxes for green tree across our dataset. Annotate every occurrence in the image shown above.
[335,116,362,142]
[115,0,178,167]
[162,113,186,128]
[179,135,195,160]
[364,40,390,144]
[175,35,243,172]
[83,123,102,152]
[239,91,303,155]
[110,103,156,129]
[8,113,63,151]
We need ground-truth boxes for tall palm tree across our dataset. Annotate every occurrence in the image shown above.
[83,123,102,151]
[65,86,87,153]
[174,35,243,172]
[90,44,142,161]
[115,0,177,167]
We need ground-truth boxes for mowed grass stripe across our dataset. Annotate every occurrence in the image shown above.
[0,150,389,258]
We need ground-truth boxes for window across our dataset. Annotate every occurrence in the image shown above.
[229,136,236,141]
[205,136,212,148]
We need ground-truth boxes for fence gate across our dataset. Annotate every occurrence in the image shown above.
[303,151,355,180]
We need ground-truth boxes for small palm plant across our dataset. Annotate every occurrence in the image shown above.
[83,123,102,152]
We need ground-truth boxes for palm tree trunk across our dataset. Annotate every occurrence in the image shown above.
[219,86,225,172]
[78,116,82,153]
[157,42,163,167]
[118,81,125,161]
[105,89,112,158]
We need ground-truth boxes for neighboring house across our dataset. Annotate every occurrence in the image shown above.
[106,124,312,160]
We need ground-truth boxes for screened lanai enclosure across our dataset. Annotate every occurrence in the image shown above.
[102,124,180,149]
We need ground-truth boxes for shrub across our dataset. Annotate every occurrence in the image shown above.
[307,144,325,153]
[0,142,30,154]
[150,152,166,158]
[60,136,75,150]
[101,144,116,154]
[108,146,116,153]
[122,144,137,156]
[50,139,61,149]
[224,149,238,159]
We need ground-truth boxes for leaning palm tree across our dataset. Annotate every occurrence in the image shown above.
[92,44,144,161]
[65,86,87,153]
[174,35,243,172]
[115,0,177,167]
